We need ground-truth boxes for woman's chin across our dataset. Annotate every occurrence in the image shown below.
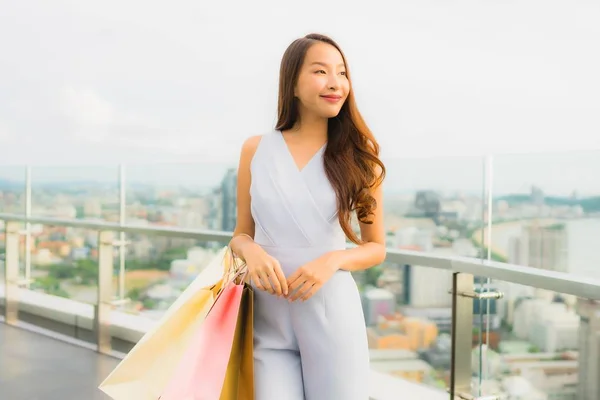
[319,108,343,119]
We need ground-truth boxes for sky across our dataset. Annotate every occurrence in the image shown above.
[1,0,599,194]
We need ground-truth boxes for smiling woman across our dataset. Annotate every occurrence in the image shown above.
[276,34,385,245]
[230,33,386,400]
[284,44,350,121]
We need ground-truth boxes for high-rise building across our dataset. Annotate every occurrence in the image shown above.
[206,188,223,231]
[509,222,568,273]
[507,222,569,301]
[408,190,441,222]
[220,168,237,232]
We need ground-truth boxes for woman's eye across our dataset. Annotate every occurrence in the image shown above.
[315,70,346,76]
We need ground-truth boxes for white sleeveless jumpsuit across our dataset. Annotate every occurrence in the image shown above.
[249,131,370,400]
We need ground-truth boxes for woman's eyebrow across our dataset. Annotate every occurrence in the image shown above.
[310,61,346,68]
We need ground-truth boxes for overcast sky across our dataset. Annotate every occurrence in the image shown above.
[1,0,599,194]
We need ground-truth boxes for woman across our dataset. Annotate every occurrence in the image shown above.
[230,33,386,400]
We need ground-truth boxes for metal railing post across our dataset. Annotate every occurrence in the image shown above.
[24,166,32,289]
[4,221,20,325]
[450,272,474,398]
[118,163,126,300]
[96,230,114,354]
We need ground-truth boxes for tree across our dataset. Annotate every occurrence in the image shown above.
[528,345,541,353]
[364,265,383,287]
[49,263,76,279]
[77,259,99,284]
[47,259,99,285]
[127,287,142,301]
[156,247,189,271]
[33,276,70,299]
[143,298,157,309]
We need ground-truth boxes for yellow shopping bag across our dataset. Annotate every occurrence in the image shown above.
[99,246,235,399]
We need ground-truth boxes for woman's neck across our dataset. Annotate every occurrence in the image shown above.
[286,114,328,144]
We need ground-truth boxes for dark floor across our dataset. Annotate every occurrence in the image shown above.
[0,323,120,400]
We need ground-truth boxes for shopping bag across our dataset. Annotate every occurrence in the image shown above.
[220,284,254,400]
[159,280,245,400]
[98,246,234,399]
[154,246,232,330]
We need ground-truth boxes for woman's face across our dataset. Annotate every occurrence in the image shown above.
[294,42,350,120]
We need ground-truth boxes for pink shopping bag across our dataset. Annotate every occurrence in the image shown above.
[160,281,245,400]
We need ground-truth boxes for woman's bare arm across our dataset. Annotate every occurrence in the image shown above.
[336,166,387,271]
[229,135,262,261]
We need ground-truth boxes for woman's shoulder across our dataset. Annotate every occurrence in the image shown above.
[240,135,261,159]
[239,131,275,167]
[241,131,276,156]
[241,134,263,154]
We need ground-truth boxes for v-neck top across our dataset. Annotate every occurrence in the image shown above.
[278,131,327,173]
[249,131,345,249]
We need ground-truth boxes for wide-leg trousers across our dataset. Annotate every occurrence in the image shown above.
[251,245,370,400]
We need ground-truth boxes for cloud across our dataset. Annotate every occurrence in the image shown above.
[1,0,599,169]
[0,120,14,143]
[58,87,115,141]
[58,86,165,142]
[54,86,234,161]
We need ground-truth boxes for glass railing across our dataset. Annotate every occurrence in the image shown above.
[0,166,27,316]
[469,150,600,399]
[2,151,600,399]
[125,163,237,230]
[472,278,582,399]
[29,165,120,221]
[383,155,486,261]
[488,150,600,277]
[0,166,26,215]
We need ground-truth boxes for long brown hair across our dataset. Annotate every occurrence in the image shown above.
[275,33,386,244]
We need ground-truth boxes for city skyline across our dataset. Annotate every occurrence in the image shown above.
[2,149,600,196]
[2,169,597,398]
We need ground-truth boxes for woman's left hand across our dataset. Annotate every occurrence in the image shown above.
[286,251,342,302]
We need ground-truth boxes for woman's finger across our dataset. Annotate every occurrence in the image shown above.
[271,261,288,296]
[300,283,320,302]
[289,280,312,302]
[266,264,284,296]
[250,272,266,292]
[257,270,274,294]
[287,274,307,298]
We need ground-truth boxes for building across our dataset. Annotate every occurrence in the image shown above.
[400,306,452,333]
[206,188,223,231]
[513,299,579,352]
[509,222,568,273]
[370,355,434,384]
[367,313,438,352]
[362,287,395,326]
[419,333,452,370]
[220,168,237,232]
[501,354,578,399]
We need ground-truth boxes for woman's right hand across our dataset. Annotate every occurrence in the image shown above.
[244,244,288,297]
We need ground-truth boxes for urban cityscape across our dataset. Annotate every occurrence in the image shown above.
[1,160,600,400]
